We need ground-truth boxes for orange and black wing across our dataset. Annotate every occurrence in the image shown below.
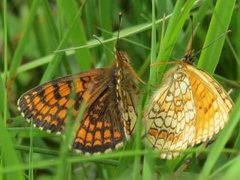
[17,69,109,134]
[18,68,129,153]
[72,84,127,153]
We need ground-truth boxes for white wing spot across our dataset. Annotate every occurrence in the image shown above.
[155,118,163,127]
[174,88,180,97]
[166,93,173,102]
[180,81,188,94]
[165,116,172,127]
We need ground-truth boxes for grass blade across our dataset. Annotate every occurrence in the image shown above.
[198,0,237,73]
[199,94,240,179]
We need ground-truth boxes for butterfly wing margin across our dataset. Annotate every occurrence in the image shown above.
[144,66,196,159]
[17,69,109,133]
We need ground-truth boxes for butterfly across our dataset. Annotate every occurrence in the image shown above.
[17,49,140,154]
[144,53,233,159]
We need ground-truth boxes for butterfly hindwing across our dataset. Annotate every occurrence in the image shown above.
[73,85,126,153]
[145,65,196,159]
[71,51,140,153]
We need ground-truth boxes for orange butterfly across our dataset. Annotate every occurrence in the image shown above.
[18,50,140,154]
[144,53,233,159]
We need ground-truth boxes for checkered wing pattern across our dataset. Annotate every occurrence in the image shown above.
[144,62,233,159]
[18,51,140,153]
[145,65,196,159]
[18,69,109,134]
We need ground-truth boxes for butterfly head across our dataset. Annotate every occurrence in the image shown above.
[115,49,130,64]
[183,50,195,65]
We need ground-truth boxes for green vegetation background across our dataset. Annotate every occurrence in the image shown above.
[1,0,240,179]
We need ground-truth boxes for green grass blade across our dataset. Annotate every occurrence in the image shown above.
[150,0,195,85]
[3,0,8,125]
[220,156,240,179]
[133,98,145,180]
[99,0,114,65]
[149,0,157,85]
[142,1,157,178]
[198,0,237,73]
[41,0,60,42]
[199,94,240,179]
[7,0,41,89]
[0,1,24,179]
[0,118,24,180]
[0,74,5,116]
[58,0,92,70]
[40,11,84,83]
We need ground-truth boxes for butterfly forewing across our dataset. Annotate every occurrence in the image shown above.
[18,50,140,154]
[18,69,109,133]
[185,64,233,145]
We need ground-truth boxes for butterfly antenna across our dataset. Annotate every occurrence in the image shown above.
[195,30,231,57]
[92,35,114,56]
[115,12,123,50]
[184,15,199,64]
[185,15,194,56]
[92,12,124,57]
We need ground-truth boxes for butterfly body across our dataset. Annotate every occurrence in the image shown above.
[18,51,140,154]
[145,60,233,159]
